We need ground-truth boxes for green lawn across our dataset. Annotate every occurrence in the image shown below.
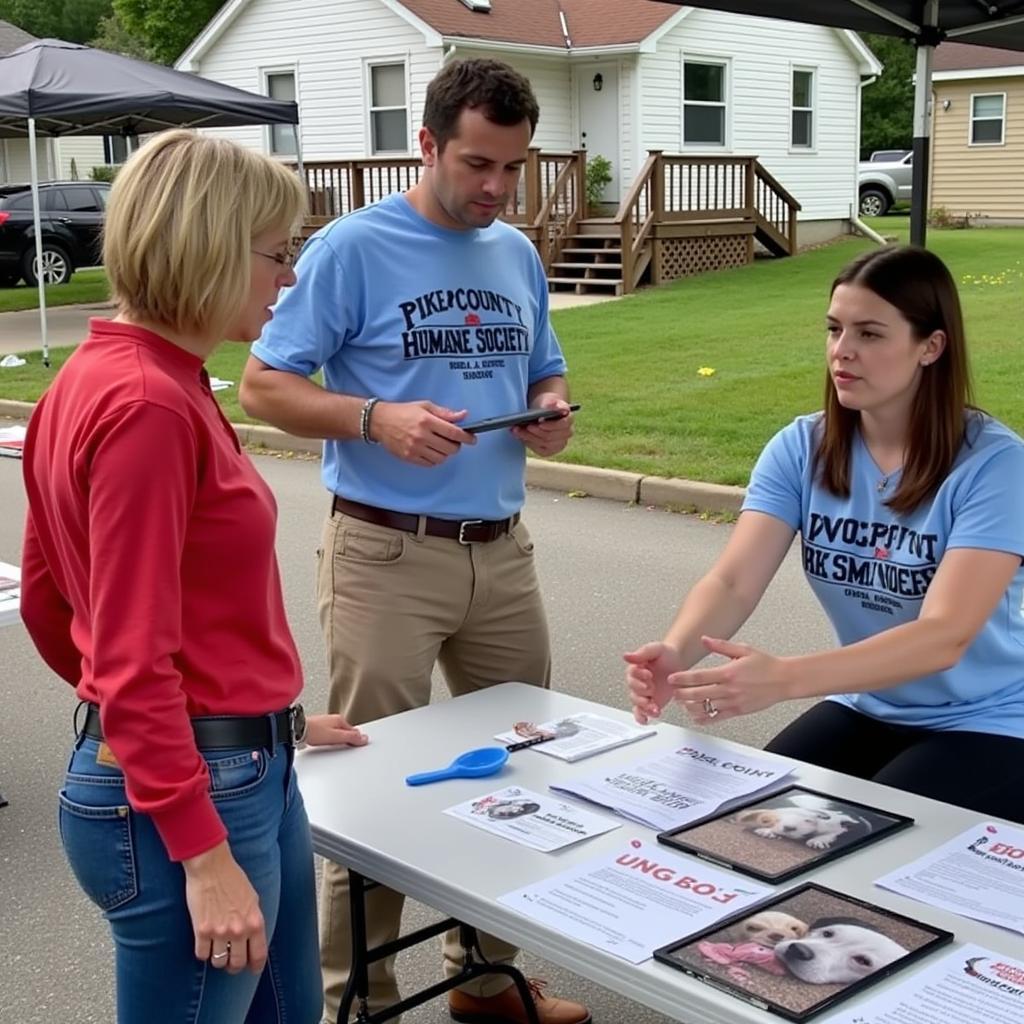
[2,219,1022,485]
[0,268,110,312]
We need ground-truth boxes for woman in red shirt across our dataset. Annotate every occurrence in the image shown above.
[21,129,365,1023]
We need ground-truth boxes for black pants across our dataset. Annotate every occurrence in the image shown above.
[766,701,1024,825]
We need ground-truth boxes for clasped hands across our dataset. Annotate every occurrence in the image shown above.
[623,636,790,725]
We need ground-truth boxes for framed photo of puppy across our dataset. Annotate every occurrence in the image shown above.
[657,785,913,884]
[653,883,953,1021]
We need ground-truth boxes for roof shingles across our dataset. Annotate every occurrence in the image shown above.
[398,0,677,49]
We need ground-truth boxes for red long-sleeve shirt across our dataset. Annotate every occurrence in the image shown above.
[21,320,302,861]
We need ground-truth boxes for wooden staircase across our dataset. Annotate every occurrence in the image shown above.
[292,150,801,295]
[547,220,626,296]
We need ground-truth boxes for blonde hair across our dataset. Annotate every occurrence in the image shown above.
[103,129,306,337]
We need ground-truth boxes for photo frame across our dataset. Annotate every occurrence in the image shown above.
[654,883,953,1022]
[657,785,913,884]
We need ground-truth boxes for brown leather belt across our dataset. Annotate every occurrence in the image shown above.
[332,495,518,545]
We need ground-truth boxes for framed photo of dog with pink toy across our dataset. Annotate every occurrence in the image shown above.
[654,884,953,1021]
[657,786,913,884]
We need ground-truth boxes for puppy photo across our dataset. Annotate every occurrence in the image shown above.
[656,884,952,1021]
[734,792,870,850]
[732,910,808,948]
[774,917,908,985]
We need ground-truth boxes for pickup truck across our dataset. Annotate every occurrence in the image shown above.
[858,151,913,216]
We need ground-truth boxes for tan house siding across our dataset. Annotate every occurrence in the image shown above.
[930,76,1024,219]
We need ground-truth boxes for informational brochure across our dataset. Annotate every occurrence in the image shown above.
[875,822,1024,936]
[498,837,770,963]
[494,713,657,762]
[552,737,795,832]
[444,786,620,852]
[825,944,1024,1024]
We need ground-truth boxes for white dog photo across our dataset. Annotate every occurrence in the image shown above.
[734,792,872,850]
[774,917,908,984]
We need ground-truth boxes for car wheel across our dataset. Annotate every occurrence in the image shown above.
[22,243,73,286]
[859,189,891,218]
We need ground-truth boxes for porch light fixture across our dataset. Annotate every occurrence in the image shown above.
[942,98,952,111]
[593,73,603,92]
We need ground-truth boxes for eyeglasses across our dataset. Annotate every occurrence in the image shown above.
[252,247,297,269]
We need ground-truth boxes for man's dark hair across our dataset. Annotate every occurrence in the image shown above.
[423,59,539,151]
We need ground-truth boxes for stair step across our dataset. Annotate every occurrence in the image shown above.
[547,276,623,287]
[567,232,620,241]
[560,248,622,257]
[552,262,624,271]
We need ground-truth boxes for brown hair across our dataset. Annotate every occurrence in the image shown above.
[815,245,975,515]
[423,58,539,151]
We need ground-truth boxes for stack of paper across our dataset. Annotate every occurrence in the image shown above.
[552,736,795,832]
[494,713,657,763]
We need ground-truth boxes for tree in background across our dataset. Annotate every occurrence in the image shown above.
[113,0,221,64]
[90,9,150,59]
[861,33,915,158]
[0,0,112,45]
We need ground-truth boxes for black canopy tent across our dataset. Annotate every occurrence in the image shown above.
[0,38,301,363]
[654,1,1024,247]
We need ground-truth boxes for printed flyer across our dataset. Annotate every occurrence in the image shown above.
[875,822,1024,935]
[552,736,795,832]
[444,786,620,852]
[826,944,1024,1024]
[498,837,770,963]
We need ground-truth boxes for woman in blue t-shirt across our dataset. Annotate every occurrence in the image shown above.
[625,245,1024,822]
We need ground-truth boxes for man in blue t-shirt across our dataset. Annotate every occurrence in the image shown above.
[240,59,587,1024]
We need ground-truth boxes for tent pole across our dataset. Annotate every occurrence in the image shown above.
[910,0,938,248]
[28,117,49,367]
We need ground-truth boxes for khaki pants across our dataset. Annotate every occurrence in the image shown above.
[316,509,552,1023]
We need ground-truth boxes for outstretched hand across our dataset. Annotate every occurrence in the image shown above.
[623,641,684,724]
[667,636,789,724]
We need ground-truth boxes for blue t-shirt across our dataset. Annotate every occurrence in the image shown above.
[252,193,567,519]
[743,412,1024,739]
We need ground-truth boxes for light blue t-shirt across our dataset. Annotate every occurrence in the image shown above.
[252,193,567,519]
[743,412,1024,739]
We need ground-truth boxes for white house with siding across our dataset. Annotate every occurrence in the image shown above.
[0,20,111,186]
[177,0,881,246]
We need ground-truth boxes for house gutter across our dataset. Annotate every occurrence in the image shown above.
[439,36,642,58]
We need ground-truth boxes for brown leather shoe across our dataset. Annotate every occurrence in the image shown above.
[449,978,591,1024]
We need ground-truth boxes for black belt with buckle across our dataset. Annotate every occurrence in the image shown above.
[81,703,307,750]
[332,495,518,545]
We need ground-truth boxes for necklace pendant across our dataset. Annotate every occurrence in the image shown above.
[877,476,888,493]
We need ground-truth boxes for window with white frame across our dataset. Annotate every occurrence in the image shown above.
[791,69,814,148]
[970,93,1005,145]
[266,71,298,156]
[683,60,727,146]
[103,135,138,165]
[369,62,409,154]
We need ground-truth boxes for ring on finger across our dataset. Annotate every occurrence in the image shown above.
[703,697,720,719]
[211,943,231,964]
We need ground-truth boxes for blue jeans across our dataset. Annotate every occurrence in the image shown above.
[59,735,323,1024]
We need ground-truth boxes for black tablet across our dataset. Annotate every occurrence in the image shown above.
[654,882,953,1022]
[657,785,914,884]
[463,404,580,434]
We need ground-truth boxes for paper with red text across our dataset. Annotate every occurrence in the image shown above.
[498,837,769,963]
[551,737,795,832]
[826,944,1024,1024]
[875,822,1024,935]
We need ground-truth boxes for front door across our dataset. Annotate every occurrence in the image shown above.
[576,63,620,204]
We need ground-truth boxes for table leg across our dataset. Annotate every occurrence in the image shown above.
[333,870,540,1024]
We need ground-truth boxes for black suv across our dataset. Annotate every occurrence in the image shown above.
[0,181,110,287]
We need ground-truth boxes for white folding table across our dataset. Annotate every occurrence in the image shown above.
[297,682,1021,1024]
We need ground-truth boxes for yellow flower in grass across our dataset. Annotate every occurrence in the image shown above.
[697,366,716,377]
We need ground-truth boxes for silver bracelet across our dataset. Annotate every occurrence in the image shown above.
[360,397,381,445]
